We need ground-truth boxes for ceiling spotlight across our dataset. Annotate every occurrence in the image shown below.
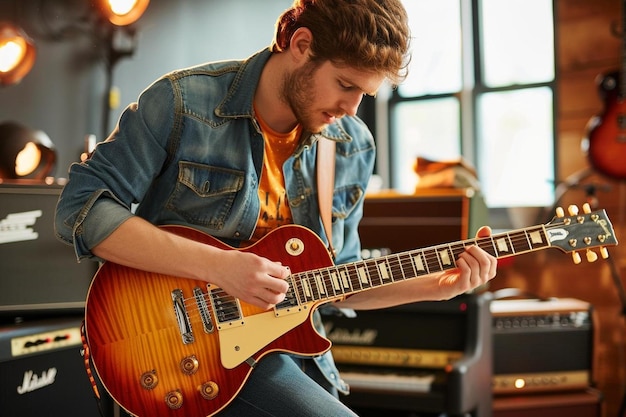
[0,22,36,86]
[99,0,150,26]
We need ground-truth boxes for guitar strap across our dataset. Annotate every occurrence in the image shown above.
[316,137,337,260]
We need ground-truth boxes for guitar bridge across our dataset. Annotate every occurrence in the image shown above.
[171,289,194,344]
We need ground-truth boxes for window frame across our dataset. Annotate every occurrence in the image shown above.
[382,0,557,223]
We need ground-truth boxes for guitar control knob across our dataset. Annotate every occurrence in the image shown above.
[180,355,199,375]
[198,381,220,400]
[140,370,158,390]
[165,390,184,410]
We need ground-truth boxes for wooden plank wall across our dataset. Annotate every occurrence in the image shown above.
[489,1,626,416]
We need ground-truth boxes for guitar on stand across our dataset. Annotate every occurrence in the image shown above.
[580,3,626,415]
[582,0,626,181]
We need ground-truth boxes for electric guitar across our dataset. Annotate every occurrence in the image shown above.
[583,0,626,180]
[84,204,617,417]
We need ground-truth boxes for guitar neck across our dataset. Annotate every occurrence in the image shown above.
[283,225,550,306]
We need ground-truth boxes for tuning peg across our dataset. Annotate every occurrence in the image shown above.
[600,247,610,259]
[568,205,579,216]
[582,203,591,214]
[572,251,582,264]
[556,207,565,217]
[586,250,598,262]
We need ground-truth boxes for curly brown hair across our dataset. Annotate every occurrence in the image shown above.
[271,0,411,85]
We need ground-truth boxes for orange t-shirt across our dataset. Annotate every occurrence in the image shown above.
[247,110,302,244]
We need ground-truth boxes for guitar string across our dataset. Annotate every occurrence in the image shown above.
[179,218,596,319]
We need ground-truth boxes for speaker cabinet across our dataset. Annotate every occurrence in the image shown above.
[0,182,97,316]
[0,316,109,417]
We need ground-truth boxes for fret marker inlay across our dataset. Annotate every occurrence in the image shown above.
[412,254,426,271]
[496,238,509,252]
[377,261,390,280]
[529,231,543,244]
[438,249,451,266]
[357,266,368,284]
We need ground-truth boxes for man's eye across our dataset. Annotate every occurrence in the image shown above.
[339,81,352,90]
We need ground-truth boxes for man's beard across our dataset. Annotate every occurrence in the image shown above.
[280,60,326,133]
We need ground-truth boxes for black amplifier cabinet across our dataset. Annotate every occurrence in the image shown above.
[491,297,594,395]
[0,316,108,417]
[0,182,97,316]
[326,293,493,417]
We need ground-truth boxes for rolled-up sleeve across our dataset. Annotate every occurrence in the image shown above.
[54,76,176,260]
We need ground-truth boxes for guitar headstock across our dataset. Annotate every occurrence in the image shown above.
[546,203,618,264]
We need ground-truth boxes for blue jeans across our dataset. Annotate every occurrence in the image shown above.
[218,354,358,417]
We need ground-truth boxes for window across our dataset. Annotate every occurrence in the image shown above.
[388,0,556,209]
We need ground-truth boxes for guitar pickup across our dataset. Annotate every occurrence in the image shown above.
[210,287,244,329]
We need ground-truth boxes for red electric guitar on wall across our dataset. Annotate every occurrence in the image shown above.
[82,204,617,417]
[583,1,626,180]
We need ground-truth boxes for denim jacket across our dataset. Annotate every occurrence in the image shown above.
[55,48,376,394]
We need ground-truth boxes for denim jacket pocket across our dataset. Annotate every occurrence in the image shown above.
[331,183,363,221]
[166,161,245,230]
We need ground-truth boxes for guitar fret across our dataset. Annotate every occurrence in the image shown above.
[437,246,455,270]
[423,248,442,273]
[377,260,391,281]
[387,256,402,282]
[339,266,353,292]
[398,253,412,280]
[450,244,466,266]
[528,227,550,249]
[321,268,338,298]
[346,264,364,291]
[357,263,371,288]
[509,231,528,253]
[364,259,382,287]
[314,272,326,296]
[330,270,342,292]
[477,236,498,257]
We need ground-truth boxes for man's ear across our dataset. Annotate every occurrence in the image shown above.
[289,27,313,62]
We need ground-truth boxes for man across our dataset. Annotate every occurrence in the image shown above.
[55,0,497,416]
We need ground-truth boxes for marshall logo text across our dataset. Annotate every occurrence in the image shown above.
[17,368,57,394]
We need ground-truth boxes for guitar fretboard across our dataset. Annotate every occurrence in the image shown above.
[281,226,550,307]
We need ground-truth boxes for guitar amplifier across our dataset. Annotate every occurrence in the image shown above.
[491,297,594,395]
[0,182,97,316]
[0,316,111,417]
